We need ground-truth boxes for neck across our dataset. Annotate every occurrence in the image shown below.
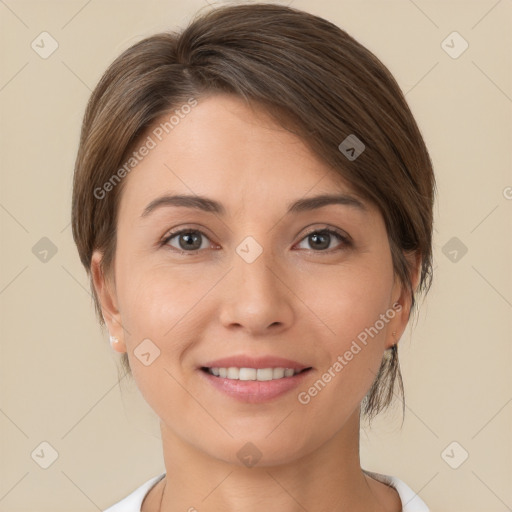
[155,408,388,512]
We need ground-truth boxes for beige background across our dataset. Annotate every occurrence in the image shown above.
[1,0,511,510]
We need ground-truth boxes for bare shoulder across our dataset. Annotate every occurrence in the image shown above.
[364,473,403,512]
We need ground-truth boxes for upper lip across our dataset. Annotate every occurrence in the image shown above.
[200,355,311,372]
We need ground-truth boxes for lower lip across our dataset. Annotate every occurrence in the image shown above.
[199,369,312,403]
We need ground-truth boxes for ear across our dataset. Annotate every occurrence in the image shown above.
[385,250,422,349]
[91,250,126,353]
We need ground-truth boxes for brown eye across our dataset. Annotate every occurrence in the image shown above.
[163,229,210,252]
[296,229,350,252]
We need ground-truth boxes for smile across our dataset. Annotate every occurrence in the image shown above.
[202,367,308,381]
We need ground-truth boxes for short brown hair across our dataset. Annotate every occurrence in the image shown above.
[71,3,435,420]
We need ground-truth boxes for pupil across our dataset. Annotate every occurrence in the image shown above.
[180,232,200,250]
[311,233,329,250]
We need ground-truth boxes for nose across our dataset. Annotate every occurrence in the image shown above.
[218,245,295,336]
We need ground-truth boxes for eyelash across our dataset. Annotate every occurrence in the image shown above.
[159,226,352,255]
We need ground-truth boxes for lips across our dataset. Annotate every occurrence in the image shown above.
[198,355,313,403]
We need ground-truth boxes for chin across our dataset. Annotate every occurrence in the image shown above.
[201,428,316,468]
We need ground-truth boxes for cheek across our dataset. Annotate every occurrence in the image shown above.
[304,257,395,348]
[117,263,200,344]
[115,233,206,332]
[295,258,395,413]
[114,258,218,398]
[115,266,199,418]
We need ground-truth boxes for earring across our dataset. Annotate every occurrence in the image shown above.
[109,335,119,345]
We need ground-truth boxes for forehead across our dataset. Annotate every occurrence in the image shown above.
[117,94,366,219]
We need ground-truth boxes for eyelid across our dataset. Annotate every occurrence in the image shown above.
[160,223,212,241]
[299,224,351,243]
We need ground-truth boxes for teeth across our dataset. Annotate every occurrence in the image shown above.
[208,367,302,381]
[227,367,239,379]
[272,368,285,379]
[239,368,257,380]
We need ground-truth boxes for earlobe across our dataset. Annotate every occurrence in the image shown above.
[91,251,127,353]
[108,334,126,353]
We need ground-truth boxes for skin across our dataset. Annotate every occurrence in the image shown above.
[92,94,420,512]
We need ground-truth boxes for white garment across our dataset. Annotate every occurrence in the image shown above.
[104,470,430,511]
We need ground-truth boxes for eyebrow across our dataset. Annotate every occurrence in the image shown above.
[140,193,367,218]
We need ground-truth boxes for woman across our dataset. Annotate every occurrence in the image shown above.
[71,3,435,511]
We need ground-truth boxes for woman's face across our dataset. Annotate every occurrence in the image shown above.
[93,94,413,466]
